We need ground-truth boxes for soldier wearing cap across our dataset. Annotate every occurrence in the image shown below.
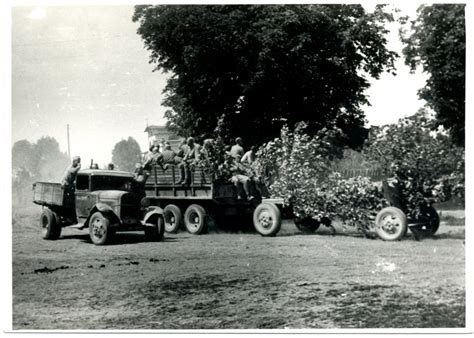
[61,156,81,188]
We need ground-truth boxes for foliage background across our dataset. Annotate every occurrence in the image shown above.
[111,137,142,172]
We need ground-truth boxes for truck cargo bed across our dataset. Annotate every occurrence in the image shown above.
[33,182,64,206]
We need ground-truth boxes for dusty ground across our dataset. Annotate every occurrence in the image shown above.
[12,206,465,330]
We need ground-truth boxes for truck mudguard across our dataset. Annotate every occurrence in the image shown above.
[143,206,164,225]
[87,203,121,227]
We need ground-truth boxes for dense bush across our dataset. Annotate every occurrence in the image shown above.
[364,110,465,217]
[257,123,386,234]
[257,111,464,234]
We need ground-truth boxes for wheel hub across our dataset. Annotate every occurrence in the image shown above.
[381,216,400,234]
[92,219,105,238]
[258,211,272,228]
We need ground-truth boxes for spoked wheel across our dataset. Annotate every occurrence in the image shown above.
[375,207,408,241]
[253,203,281,236]
[89,212,113,245]
[163,204,182,233]
[295,217,320,234]
[184,204,207,235]
[40,208,62,240]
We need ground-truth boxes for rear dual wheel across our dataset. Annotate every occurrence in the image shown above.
[163,204,182,233]
[184,204,207,235]
[40,208,62,240]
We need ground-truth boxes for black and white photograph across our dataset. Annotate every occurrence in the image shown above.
[3,0,470,332]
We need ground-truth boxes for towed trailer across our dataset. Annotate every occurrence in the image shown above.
[142,164,294,236]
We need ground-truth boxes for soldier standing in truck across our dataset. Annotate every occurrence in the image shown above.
[61,156,81,207]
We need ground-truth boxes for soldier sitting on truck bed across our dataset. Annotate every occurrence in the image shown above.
[218,153,253,201]
[229,137,245,160]
[177,137,201,185]
[151,143,178,170]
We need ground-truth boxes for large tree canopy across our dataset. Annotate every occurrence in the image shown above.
[133,5,397,148]
[112,137,142,172]
[401,4,465,146]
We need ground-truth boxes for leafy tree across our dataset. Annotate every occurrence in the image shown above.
[111,137,142,172]
[12,137,70,181]
[12,137,70,205]
[133,5,397,148]
[401,4,465,146]
[12,139,34,174]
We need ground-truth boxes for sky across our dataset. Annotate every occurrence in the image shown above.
[11,3,428,165]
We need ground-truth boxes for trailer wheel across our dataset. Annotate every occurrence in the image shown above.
[184,204,207,235]
[89,212,113,245]
[295,217,320,233]
[40,208,61,240]
[145,215,165,242]
[253,203,281,236]
[164,204,182,233]
[375,207,408,241]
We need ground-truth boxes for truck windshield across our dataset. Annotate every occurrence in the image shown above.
[90,176,133,192]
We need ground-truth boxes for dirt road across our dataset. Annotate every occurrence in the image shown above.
[12,206,465,330]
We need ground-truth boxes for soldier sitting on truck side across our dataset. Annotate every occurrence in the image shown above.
[218,153,253,201]
[153,143,178,170]
[176,137,201,185]
[143,145,160,169]
[61,156,81,207]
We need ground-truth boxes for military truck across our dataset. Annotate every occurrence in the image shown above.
[141,164,294,236]
[33,169,164,245]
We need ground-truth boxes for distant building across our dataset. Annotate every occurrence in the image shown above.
[144,125,184,150]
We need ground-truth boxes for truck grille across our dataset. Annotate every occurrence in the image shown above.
[120,193,140,220]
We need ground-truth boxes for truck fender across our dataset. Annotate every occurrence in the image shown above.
[143,206,164,226]
[86,203,120,228]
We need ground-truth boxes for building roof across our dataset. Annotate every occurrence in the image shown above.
[144,125,168,133]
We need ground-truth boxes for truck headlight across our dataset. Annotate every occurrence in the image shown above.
[141,197,150,207]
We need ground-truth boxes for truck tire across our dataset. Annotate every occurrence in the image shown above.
[89,212,113,245]
[163,204,182,233]
[253,202,281,236]
[184,204,207,235]
[40,208,61,240]
[375,207,408,241]
[145,215,165,242]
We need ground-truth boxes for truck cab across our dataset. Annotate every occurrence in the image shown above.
[33,169,164,245]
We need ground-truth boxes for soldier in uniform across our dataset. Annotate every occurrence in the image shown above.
[61,156,81,207]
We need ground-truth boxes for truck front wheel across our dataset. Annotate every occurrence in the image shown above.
[40,208,61,240]
[89,212,113,245]
[145,215,165,242]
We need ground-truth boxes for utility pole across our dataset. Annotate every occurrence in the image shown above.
[67,124,71,159]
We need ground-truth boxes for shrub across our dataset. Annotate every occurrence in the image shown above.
[257,123,386,234]
[364,109,465,218]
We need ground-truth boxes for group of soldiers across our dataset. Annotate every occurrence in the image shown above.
[60,136,264,201]
[135,136,263,201]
